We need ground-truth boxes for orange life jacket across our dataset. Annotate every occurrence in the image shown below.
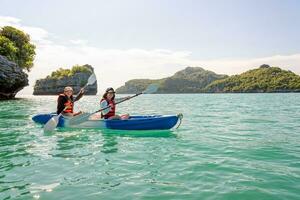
[100,98,115,119]
[59,94,74,113]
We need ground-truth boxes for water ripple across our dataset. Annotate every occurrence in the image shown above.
[0,94,300,199]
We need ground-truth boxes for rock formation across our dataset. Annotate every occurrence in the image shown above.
[116,67,228,93]
[33,65,97,95]
[0,55,29,100]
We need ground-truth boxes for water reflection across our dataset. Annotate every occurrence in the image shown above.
[51,130,93,158]
[100,129,177,153]
[101,134,118,154]
[100,129,177,138]
[45,127,177,156]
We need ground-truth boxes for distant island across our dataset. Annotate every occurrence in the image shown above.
[116,65,300,93]
[33,64,97,95]
[116,67,228,93]
[205,64,300,93]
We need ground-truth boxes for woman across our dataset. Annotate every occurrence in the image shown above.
[57,86,84,116]
[100,87,129,120]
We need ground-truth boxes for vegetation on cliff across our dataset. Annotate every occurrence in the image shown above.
[46,64,93,79]
[116,67,228,93]
[159,67,228,93]
[0,26,35,99]
[33,64,97,95]
[116,79,162,94]
[0,26,36,71]
[117,65,300,93]
[204,65,300,93]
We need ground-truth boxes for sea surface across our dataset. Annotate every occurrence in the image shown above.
[0,94,300,200]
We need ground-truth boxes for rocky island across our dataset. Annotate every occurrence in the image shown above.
[0,55,29,99]
[204,65,300,93]
[0,26,36,100]
[33,64,97,95]
[116,65,300,93]
[116,67,228,93]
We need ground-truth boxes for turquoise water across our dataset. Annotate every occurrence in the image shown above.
[1,94,300,200]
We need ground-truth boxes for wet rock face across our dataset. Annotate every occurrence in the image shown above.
[0,55,29,100]
[33,71,97,95]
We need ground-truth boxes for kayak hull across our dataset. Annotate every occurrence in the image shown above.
[32,113,65,127]
[32,114,181,130]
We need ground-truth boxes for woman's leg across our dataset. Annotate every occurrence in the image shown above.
[108,114,130,120]
[120,114,129,120]
[108,115,121,120]
[62,113,73,117]
[90,113,101,120]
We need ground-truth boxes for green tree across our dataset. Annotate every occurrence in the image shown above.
[47,65,93,79]
[70,64,92,75]
[0,35,18,61]
[205,66,300,92]
[0,26,36,71]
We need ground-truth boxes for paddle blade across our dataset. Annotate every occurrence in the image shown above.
[43,115,59,132]
[68,112,92,126]
[87,73,97,86]
[143,83,159,94]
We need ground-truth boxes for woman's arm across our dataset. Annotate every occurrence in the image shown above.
[74,89,85,102]
[100,100,110,115]
[57,96,65,114]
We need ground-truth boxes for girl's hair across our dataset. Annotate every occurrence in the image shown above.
[102,88,115,100]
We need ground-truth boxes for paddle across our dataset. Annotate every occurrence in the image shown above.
[96,83,158,114]
[43,73,97,132]
[43,108,66,132]
[83,73,97,90]
[68,83,159,125]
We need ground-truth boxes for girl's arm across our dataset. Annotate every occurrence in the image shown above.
[100,100,110,115]
[57,96,65,114]
[74,89,84,102]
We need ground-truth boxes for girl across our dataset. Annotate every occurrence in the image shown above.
[57,86,84,116]
[100,87,130,120]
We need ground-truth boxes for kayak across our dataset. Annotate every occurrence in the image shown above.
[32,113,183,130]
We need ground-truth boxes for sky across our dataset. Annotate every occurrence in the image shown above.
[0,0,300,94]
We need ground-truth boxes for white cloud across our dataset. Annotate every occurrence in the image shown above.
[186,55,300,76]
[0,16,300,95]
[0,16,21,26]
[70,39,88,45]
[0,16,49,44]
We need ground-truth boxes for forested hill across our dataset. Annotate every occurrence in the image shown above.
[204,65,300,93]
[117,65,300,93]
[116,67,228,93]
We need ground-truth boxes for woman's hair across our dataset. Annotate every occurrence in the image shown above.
[102,87,115,100]
[64,86,73,92]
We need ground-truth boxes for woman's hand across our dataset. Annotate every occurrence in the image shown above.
[66,105,72,109]
[80,88,85,94]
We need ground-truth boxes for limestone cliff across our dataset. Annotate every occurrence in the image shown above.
[33,65,97,95]
[0,55,29,100]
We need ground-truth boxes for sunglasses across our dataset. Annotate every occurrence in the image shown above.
[107,91,115,94]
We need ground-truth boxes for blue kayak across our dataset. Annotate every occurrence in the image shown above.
[32,113,183,130]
